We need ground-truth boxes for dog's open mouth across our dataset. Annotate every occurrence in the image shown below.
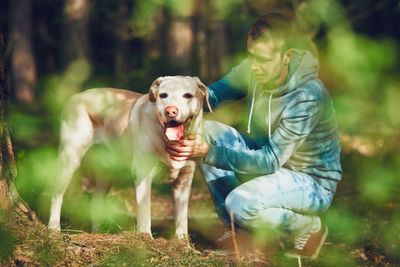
[164,118,192,141]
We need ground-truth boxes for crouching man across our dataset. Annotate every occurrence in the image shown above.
[166,13,341,260]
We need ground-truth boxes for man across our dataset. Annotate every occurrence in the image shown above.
[166,13,341,259]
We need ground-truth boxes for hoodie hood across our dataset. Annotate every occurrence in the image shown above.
[268,49,319,96]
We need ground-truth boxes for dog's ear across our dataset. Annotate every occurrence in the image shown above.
[193,77,213,113]
[149,77,164,102]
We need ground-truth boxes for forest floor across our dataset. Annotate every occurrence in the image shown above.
[6,183,400,267]
[7,191,274,267]
[3,145,400,267]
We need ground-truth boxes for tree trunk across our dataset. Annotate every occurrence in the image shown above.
[196,0,227,82]
[1,31,41,234]
[207,20,227,82]
[62,0,91,66]
[114,0,132,82]
[167,17,195,75]
[9,0,36,104]
[166,2,196,75]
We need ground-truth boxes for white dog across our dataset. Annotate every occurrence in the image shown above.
[48,76,211,239]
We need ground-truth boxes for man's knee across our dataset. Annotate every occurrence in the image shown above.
[225,188,288,229]
[225,187,257,224]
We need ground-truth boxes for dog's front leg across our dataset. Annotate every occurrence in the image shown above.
[135,165,159,238]
[172,160,195,240]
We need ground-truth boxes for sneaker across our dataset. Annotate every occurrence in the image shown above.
[216,230,235,249]
[285,223,328,260]
[216,229,282,256]
[215,229,253,252]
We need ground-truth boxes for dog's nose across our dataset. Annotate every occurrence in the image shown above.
[165,106,179,118]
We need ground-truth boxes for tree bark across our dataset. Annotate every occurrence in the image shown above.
[9,0,37,104]
[1,31,40,232]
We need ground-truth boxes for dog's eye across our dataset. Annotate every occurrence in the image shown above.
[159,93,168,99]
[183,93,193,99]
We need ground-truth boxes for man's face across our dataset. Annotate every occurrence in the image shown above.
[247,36,285,85]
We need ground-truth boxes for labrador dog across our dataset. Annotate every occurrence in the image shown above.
[48,76,211,240]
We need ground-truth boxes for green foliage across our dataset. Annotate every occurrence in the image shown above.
[383,83,400,128]
[16,146,58,208]
[382,215,400,258]
[315,247,358,267]
[0,227,17,263]
[360,167,397,205]
[327,31,396,94]
[33,244,62,266]
[165,0,196,17]
[10,110,49,146]
[324,206,363,245]
[203,0,247,20]
[131,0,164,37]
[99,246,156,267]
[30,232,66,267]
[42,59,92,114]
[3,0,400,265]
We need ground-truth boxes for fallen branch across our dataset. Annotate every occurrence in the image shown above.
[229,210,240,261]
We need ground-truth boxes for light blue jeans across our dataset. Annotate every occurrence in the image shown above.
[200,121,334,234]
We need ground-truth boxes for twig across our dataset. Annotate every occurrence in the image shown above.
[229,210,240,261]
[297,255,302,267]
[71,241,90,248]
[61,229,85,234]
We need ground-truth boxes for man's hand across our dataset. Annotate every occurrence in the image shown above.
[166,134,209,161]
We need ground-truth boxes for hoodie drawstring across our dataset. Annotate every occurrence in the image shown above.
[246,83,257,134]
[268,92,272,138]
[246,83,273,138]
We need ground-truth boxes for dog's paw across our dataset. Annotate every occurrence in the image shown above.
[176,236,201,254]
[176,235,192,247]
[137,232,154,240]
[47,223,61,232]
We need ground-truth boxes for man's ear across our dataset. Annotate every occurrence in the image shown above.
[149,77,164,102]
[283,48,295,65]
[193,77,212,113]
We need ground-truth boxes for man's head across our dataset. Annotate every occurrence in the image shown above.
[247,13,295,86]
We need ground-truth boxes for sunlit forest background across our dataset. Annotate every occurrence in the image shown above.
[1,0,400,266]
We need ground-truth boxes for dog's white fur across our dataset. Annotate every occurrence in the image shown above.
[48,76,210,239]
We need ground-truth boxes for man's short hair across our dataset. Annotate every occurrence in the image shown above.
[248,13,294,41]
[248,12,314,54]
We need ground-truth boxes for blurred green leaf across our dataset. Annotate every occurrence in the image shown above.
[0,227,17,263]
[324,206,363,244]
[359,163,397,205]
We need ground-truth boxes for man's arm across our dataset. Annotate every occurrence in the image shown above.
[203,96,323,174]
[167,94,323,175]
[206,59,250,110]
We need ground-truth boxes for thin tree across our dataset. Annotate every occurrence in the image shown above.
[9,0,37,103]
[166,2,195,75]
[62,0,91,66]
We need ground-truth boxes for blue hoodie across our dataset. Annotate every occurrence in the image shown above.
[204,50,342,192]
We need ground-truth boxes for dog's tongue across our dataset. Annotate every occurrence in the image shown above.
[165,125,184,141]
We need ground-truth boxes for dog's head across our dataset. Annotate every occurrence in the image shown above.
[148,76,212,141]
